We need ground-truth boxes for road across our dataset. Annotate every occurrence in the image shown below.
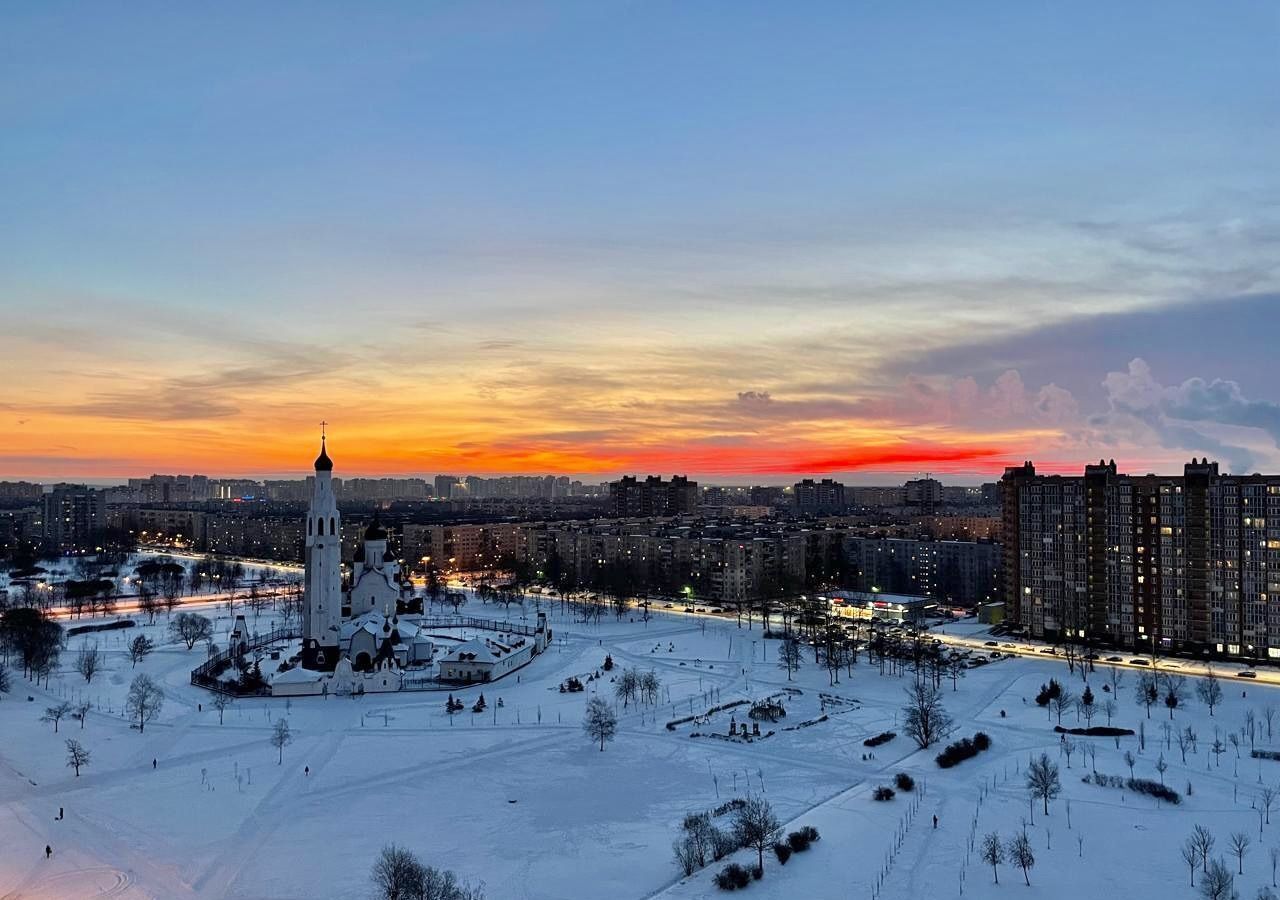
[930,627,1280,685]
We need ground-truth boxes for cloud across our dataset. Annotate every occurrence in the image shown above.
[1091,358,1280,473]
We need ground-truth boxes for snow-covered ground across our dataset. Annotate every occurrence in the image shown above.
[3,599,1278,899]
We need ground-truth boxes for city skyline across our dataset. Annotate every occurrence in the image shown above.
[4,2,1279,482]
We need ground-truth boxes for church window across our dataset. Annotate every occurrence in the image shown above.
[308,519,312,535]
[330,516,336,535]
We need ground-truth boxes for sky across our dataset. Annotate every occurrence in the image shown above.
[2,1,1279,483]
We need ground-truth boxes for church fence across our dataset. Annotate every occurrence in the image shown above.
[411,615,539,637]
[190,626,299,695]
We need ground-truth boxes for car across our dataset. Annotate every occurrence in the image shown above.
[1130,659,1150,666]
[710,607,723,613]
[1085,653,1100,661]
[1238,670,1258,679]
[1106,656,1123,663]
[1039,648,1056,655]
[695,607,706,613]
[990,651,1002,658]
[969,657,989,667]
[984,641,999,647]
[662,603,673,608]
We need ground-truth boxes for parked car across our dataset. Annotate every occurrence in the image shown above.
[984,641,999,647]
[1106,656,1124,663]
[1238,670,1258,679]
[1130,659,1150,666]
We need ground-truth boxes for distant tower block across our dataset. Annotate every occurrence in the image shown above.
[301,430,342,671]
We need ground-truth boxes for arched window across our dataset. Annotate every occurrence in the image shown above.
[308,518,313,536]
[330,516,336,535]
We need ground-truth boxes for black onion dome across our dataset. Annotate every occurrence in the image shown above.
[314,437,333,471]
[382,549,395,562]
[364,516,388,541]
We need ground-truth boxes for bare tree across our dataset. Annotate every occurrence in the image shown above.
[1136,672,1160,718]
[1108,665,1125,694]
[125,673,164,733]
[981,831,1004,883]
[170,612,213,651]
[1051,686,1077,725]
[732,796,781,877]
[1267,705,1277,742]
[639,670,661,706]
[1197,669,1224,717]
[64,738,90,776]
[271,717,293,764]
[41,701,72,733]
[777,638,802,680]
[1262,788,1278,827]
[1026,753,1062,815]
[75,642,102,684]
[1102,697,1118,726]
[1182,837,1201,887]
[902,680,953,749]
[1200,857,1234,900]
[614,668,640,710]
[1156,752,1169,785]
[1191,826,1216,876]
[1230,831,1252,875]
[1124,750,1136,779]
[126,634,154,668]
[371,844,425,900]
[1178,728,1195,763]
[1272,845,1280,888]
[583,697,617,751]
[75,700,91,730]
[212,692,233,724]
[1007,831,1036,885]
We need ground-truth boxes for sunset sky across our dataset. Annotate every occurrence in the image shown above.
[2,2,1278,482]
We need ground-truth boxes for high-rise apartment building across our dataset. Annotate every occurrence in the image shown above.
[793,478,846,515]
[40,483,107,552]
[1002,458,1280,660]
[609,476,699,518]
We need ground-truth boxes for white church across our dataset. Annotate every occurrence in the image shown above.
[271,435,549,697]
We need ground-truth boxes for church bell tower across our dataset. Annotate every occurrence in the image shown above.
[301,428,342,670]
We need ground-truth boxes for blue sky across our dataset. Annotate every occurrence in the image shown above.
[1,1,1278,480]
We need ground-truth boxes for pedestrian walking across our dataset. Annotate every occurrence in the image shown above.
[933,815,938,829]
[45,845,52,859]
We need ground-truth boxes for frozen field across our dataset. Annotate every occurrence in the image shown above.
[3,600,1279,899]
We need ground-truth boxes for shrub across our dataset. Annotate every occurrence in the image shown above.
[714,863,751,890]
[787,830,813,852]
[937,732,992,768]
[67,619,135,637]
[864,731,896,747]
[773,843,792,865]
[873,786,896,801]
[894,772,916,792]
[1055,725,1134,737]
[799,825,819,843]
[714,868,737,891]
[710,827,739,861]
[1127,777,1181,804]
[712,798,747,817]
[751,866,762,881]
